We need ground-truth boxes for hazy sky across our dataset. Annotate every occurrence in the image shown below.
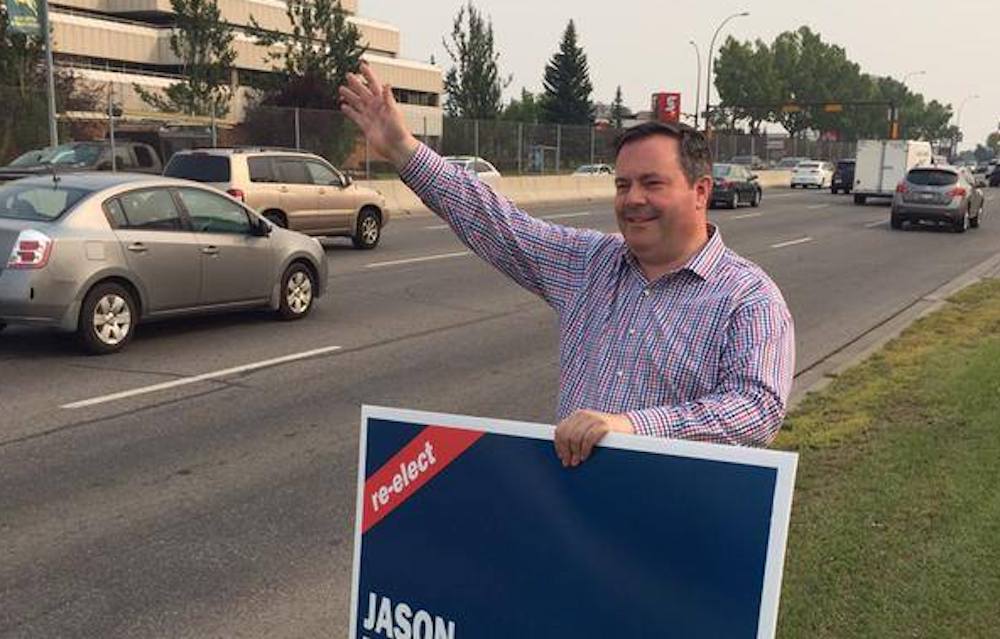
[360,0,997,150]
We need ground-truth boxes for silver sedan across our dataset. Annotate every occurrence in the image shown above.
[0,172,328,353]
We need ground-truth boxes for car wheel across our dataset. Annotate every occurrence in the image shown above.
[751,189,761,207]
[970,202,983,228]
[278,262,316,320]
[0,321,6,333]
[854,194,866,205]
[78,282,137,355]
[352,207,381,249]
[953,208,970,233]
[727,193,738,209]
[263,210,287,228]
[890,213,903,229]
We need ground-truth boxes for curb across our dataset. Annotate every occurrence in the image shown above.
[789,250,1000,409]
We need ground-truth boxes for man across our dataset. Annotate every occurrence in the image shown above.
[339,63,794,468]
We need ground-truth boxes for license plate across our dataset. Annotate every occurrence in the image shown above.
[919,193,934,201]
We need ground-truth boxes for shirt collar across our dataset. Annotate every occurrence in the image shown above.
[619,223,726,283]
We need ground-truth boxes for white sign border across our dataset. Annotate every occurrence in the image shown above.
[349,405,798,639]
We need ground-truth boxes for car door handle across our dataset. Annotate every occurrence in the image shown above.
[201,246,219,256]
[126,242,147,253]
[279,186,289,193]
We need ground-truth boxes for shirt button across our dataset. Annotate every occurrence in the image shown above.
[628,329,636,336]
[642,289,651,298]
[617,370,624,378]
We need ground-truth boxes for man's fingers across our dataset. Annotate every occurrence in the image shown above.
[338,85,363,110]
[383,83,397,109]
[580,423,608,462]
[340,102,364,129]
[554,420,572,466]
[346,72,375,102]
[360,61,382,97]
[567,416,596,467]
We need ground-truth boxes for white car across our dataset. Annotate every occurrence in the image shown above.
[573,163,614,176]
[790,161,835,189]
[442,156,502,182]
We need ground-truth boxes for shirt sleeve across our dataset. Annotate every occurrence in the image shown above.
[624,298,795,447]
[399,143,604,312]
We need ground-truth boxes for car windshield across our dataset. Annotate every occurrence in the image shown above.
[799,163,820,169]
[907,169,958,186]
[7,149,52,167]
[712,165,733,177]
[0,183,92,221]
[41,143,103,167]
[575,165,599,173]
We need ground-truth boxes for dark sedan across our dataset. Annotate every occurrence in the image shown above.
[710,163,762,209]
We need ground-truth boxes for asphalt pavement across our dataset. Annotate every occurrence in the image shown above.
[2,185,999,637]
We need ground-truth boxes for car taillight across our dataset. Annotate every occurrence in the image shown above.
[896,182,908,194]
[226,188,245,202]
[6,229,53,269]
[947,187,967,198]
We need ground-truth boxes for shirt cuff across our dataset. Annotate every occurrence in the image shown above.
[398,143,449,200]
[625,408,672,439]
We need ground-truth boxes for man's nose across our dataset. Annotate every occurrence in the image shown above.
[622,183,647,206]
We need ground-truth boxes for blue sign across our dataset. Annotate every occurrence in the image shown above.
[351,406,797,639]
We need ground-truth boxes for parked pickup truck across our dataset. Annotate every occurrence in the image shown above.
[0,141,163,183]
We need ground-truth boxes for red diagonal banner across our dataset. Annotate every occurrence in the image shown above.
[362,425,484,534]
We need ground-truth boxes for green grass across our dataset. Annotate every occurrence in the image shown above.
[775,279,1000,638]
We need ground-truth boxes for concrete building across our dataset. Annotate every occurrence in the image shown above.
[48,0,443,137]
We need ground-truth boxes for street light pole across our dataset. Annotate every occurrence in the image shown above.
[41,0,59,148]
[954,94,980,158]
[689,40,701,130]
[705,11,750,132]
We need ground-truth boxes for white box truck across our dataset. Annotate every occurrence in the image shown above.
[853,139,933,205]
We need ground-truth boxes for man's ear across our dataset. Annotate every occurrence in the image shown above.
[694,174,713,211]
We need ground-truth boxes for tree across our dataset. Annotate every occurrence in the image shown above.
[541,20,593,125]
[987,132,1000,155]
[610,86,627,129]
[250,0,365,108]
[136,0,234,116]
[442,2,510,118]
[714,37,780,133]
[502,88,542,123]
[0,7,96,161]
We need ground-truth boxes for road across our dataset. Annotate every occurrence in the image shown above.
[2,186,999,637]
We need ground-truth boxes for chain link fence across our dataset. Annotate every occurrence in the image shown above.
[0,91,858,176]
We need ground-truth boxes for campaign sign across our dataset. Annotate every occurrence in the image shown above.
[350,406,798,639]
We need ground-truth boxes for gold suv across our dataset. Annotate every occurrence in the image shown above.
[164,148,388,249]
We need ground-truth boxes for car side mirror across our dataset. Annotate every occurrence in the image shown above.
[749,174,758,181]
[341,174,353,187]
[252,219,272,237]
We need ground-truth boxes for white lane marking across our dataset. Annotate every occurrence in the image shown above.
[865,220,887,228]
[423,224,450,230]
[731,212,763,220]
[61,345,344,410]
[771,237,813,249]
[806,204,830,210]
[366,251,471,268]
[541,211,593,220]
[766,193,797,199]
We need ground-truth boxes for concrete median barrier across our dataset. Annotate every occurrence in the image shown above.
[361,170,792,218]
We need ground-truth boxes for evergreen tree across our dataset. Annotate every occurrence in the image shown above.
[541,20,593,125]
[442,2,510,119]
[136,0,235,116]
[610,86,627,128]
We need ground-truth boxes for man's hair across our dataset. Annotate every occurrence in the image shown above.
[613,121,713,186]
